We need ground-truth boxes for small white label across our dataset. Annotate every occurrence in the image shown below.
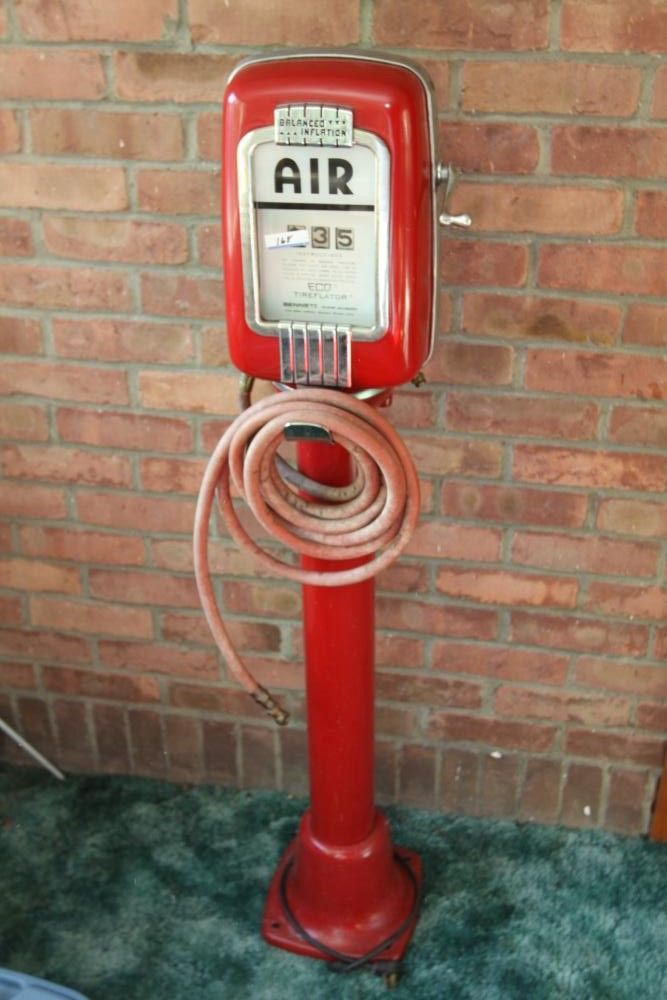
[264,229,309,250]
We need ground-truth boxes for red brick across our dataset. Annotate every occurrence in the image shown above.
[377,596,497,641]
[89,568,200,608]
[575,658,667,699]
[375,634,425,670]
[0,164,127,211]
[0,218,32,256]
[203,720,238,784]
[442,482,587,529]
[441,240,528,287]
[170,682,255,716]
[101,641,219,680]
[138,370,237,414]
[31,596,153,639]
[128,709,165,777]
[463,60,640,115]
[0,596,23,627]
[44,217,187,265]
[510,611,648,656]
[53,699,94,770]
[375,0,549,49]
[0,661,36,690]
[527,349,667,402]
[463,293,621,346]
[223,581,300,619]
[512,530,658,578]
[438,122,539,174]
[31,109,183,160]
[0,49,105,100]
[425,342,513,385]
[447,392,597,440]
[518,758,562,824]
[0,361,128,405]
[637,703,667,731]
[439,748,480,815]
[624,303,667,348]
[114,52,236,103]
[93,704,130,773]
[655,629,667,660]
[610,405,667,448]
[404,434,502,478]
[43,665,160,703]
[513,444,667,492]
[606,769,649,835]
[566,730,664,768]
[377,562,428,594]
[561,0,667,53]
[240,725,276,788]
[141,273,224,319]
[139,457,206,495]
[453,183,622,236]
[635,191,667,239]
[137,169,218,215]
[397,744,436,808]
[0,317,42,355]
[17,0,177,40]
[437,567,578,609]
[375,740,397,800]
[0,265,131,311]
[376,705,419,739]
[165,715,204,782]
[597,498,667,537]
[0,403,48,442]
[53,319,193,364]
[197,113,219,161]
[0,6,6,36]
[478,754,522,819]
[406,522,501,562]
[161,612,280,653]
[539,244,667,297]
[197,224,221,269]
[17,697,55,756]
[56,407,193,453]
[432,641,568,685]
[654,65,667,118]
[377,671,482,710]
[0,110,20,154]
[19,525,145,567]
[0,627,90,664]
[496,685,629,726]
[190,0,358,43]
[0,483,67,520]
[2,557,80,594]
[2,445,132,488]
[554,126,667,179]
[560,764,602,829]
[429,712,555,752]
[76,491,195,534]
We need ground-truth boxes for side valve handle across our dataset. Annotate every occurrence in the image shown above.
[436,163,472,229]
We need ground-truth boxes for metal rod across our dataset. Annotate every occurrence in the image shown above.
[0,716,65,781]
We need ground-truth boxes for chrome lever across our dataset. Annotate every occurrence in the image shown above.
[436,162,472,229]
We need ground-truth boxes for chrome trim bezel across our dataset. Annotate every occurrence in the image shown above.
[227,49,439,363]
[237,123,390,340]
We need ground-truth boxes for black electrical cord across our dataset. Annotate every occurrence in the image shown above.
[278,852,422,975]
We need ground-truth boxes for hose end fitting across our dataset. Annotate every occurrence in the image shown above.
[252,685,290,726]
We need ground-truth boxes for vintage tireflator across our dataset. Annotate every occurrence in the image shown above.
[193,50,471,979]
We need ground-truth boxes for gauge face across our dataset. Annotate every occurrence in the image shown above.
[239,126,390,338]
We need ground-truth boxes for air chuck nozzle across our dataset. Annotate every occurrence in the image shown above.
[252,685,289,726]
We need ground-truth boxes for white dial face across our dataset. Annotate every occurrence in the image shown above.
[239,128,390,338]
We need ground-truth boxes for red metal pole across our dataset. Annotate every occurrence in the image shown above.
[262,432,422,964]
[298,439,375,846]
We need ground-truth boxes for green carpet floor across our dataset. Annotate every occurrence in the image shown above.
[1,765,666,999]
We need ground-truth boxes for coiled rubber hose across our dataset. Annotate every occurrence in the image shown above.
[193,386,420,726]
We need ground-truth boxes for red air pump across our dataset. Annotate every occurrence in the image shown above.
[194,50,470,980]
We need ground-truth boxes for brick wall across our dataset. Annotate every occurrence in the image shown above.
[0,0,665,837]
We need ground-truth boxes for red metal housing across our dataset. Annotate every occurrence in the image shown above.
[221,52,437,390]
